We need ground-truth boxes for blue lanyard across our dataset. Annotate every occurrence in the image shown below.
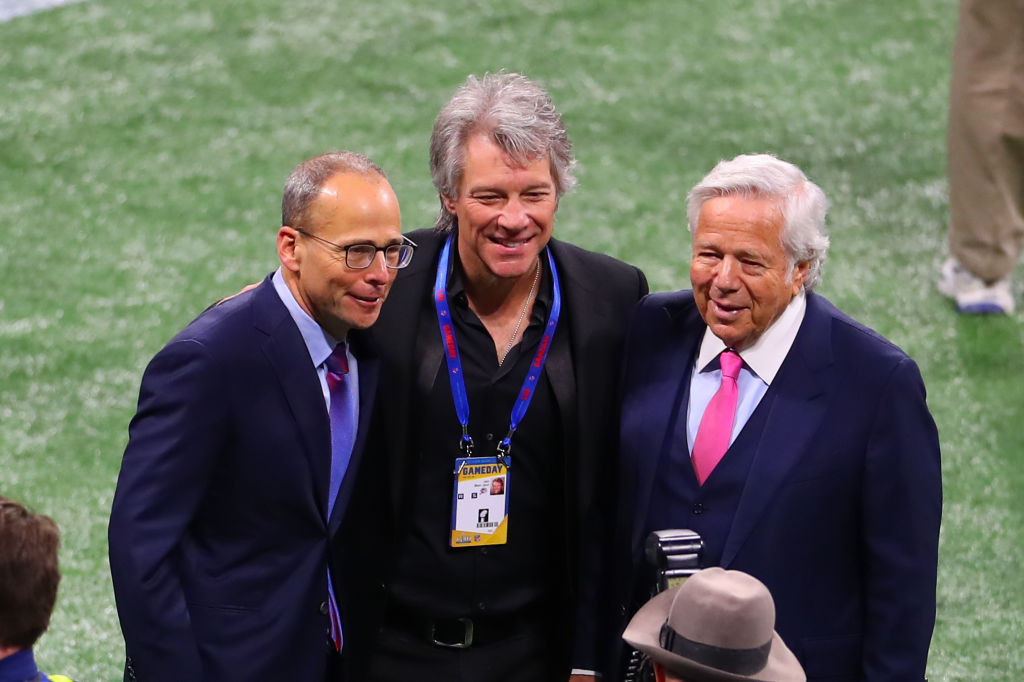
[433,233,562,465]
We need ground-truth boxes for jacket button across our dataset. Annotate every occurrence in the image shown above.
[691,503,705,515]
[320,601,329,615]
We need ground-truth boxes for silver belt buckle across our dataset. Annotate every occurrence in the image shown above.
[431,617,474,648]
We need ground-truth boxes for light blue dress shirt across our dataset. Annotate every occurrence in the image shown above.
[272,268,359,416]
[686,292,807,452]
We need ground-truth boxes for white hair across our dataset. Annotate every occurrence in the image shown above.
[686,153,830,290]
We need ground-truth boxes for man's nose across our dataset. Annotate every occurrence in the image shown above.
[497,197,530,229]
[363,251,390,283]
[712,257,740,291]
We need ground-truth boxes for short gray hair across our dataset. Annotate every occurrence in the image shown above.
[686,153,830,290]
[429,72,576,232]
[282,150,387,230]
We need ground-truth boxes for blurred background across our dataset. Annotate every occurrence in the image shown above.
[1,0,1021,679]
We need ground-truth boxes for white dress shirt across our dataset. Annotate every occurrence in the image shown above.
[686,291,807,452]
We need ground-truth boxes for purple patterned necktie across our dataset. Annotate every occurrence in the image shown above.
[324,343,354,652]
[325,345,354,515]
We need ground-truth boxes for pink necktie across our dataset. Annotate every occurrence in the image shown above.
[692,351,743,485]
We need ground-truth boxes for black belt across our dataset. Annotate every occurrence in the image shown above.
[384,601,542,649]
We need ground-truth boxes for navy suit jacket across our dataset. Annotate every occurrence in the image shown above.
[108,276,378,682]
[610,290,941,681]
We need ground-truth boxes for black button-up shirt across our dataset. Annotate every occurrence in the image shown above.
[388,253,564,617]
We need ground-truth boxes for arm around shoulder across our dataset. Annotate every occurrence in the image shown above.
[635,265,650,299]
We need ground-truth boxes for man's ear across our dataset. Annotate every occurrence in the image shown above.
[790,259,810,294]
[278,226,301,273]
[441,194,458,215]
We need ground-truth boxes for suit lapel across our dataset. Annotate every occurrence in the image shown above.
[253,279,332,524]
[629,295,703,552]
[546,241,589,519]
[720,294,833,566]
[544,243,575,419]
[545,317,575,472]
[330,347,379,533]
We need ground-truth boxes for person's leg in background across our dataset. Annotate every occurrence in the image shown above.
[941,0,1024,314]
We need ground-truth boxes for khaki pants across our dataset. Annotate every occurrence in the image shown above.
[947,0,1024,283]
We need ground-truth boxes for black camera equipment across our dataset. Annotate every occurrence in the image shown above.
[623,529,704,682]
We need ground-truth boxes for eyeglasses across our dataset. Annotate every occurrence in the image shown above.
[296,229,416,269]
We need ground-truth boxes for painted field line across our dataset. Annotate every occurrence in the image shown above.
[0,0,88,22]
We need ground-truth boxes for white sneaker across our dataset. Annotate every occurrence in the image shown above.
[938,258,1015,314]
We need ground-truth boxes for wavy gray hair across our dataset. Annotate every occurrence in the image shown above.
[429,72,576,232]
[686,153,830,290]
[282,150,386,231]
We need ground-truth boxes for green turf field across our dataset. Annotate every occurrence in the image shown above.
[1,0,1022,679]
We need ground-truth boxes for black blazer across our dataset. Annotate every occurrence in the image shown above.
[109,276,379,682]
[342,228,647,673]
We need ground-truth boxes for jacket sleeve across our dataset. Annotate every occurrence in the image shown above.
[108,339,227,682]
[861,356,942,681]
[570,265,649,675]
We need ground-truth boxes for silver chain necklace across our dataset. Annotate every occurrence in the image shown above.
[498,260,542,366]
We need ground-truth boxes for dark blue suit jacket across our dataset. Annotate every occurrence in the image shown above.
[610,290,941,681]
[108,276,378,682]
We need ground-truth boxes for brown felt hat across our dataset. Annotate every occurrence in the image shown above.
[622,568,805,682]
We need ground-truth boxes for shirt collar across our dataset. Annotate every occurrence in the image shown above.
[696,290,806,384]
[0,649,40,682]
[272,268,341,368]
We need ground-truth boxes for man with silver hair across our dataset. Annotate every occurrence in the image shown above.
[344,73,647,681]
[608,154,941,681]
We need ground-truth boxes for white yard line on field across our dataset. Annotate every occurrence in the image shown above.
[0,0,87,22]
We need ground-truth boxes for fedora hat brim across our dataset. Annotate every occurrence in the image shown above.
[622,589,805,682]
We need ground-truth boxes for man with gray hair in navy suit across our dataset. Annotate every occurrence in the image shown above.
[610,153,941,681]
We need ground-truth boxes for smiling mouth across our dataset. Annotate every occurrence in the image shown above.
[711,300,746,317]
[492,236,530,248]
[350,293,382,304]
